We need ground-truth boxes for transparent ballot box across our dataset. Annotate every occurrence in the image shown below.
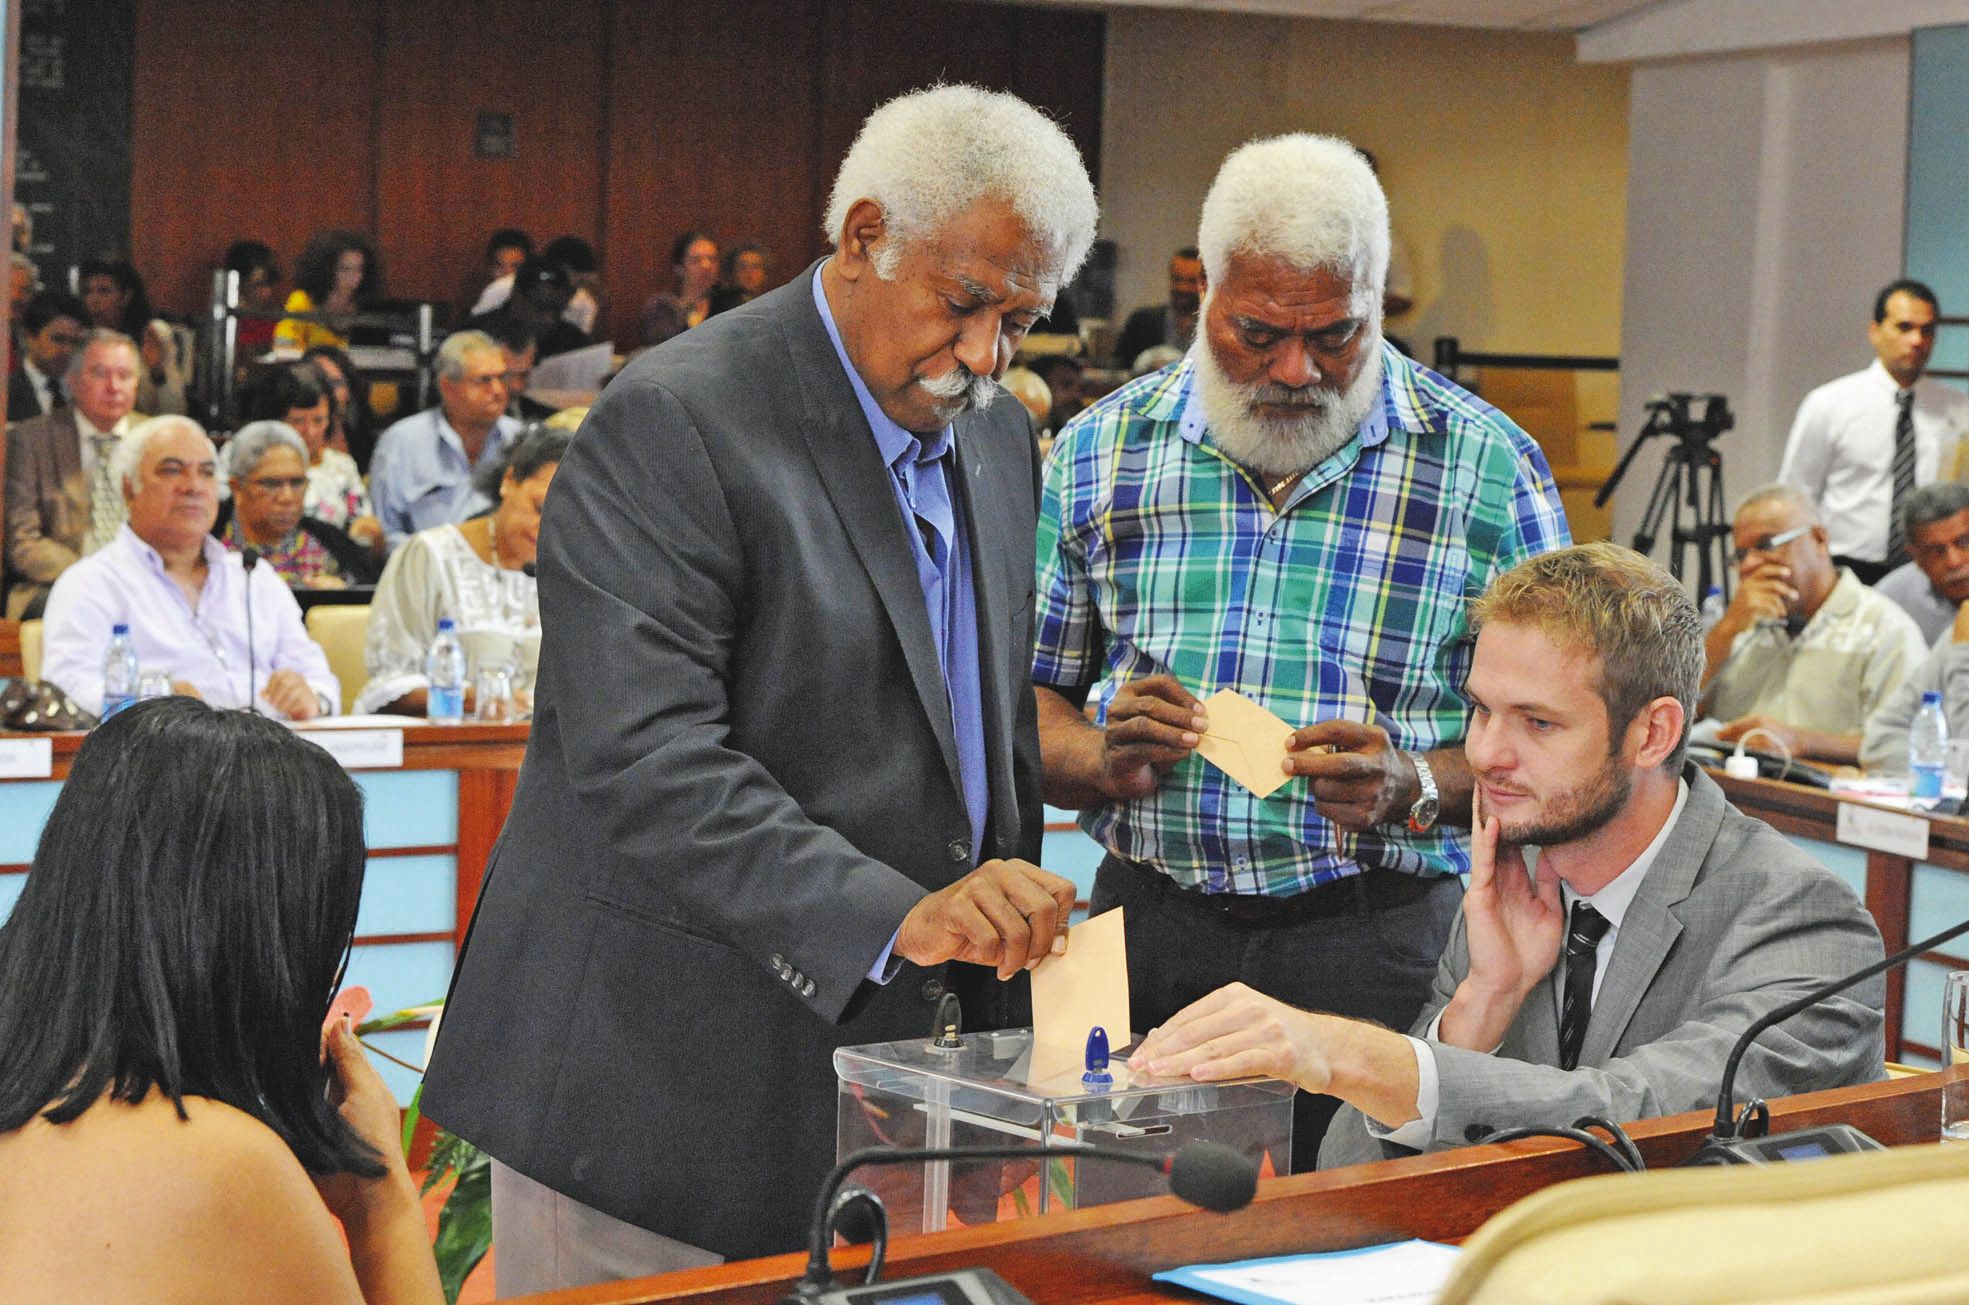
[834,1027,1293,1233]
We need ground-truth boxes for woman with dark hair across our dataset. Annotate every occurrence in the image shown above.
[357,425,569,715]
[638,229,719,345]
[79,257,187,415]
[302,342,376,469]
[225,239,283,354]
[708,241,772,317]
[0,699,442,1303]
[277,230,382,354]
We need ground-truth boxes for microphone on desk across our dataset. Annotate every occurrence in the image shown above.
[1687,912,1969,1165]
[241,548,260,712]
[785,1140,1258,1303]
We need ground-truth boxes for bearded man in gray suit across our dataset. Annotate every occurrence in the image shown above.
[1128,542,1885,1167]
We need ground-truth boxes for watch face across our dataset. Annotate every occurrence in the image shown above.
[1409,797,1439,832]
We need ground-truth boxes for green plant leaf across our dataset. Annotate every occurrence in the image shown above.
[431,1140,493,1304]
[400,1083,424,1158]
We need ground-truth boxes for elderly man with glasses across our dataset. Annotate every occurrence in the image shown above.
[1702,484,1925,764]
[367,328,520,551]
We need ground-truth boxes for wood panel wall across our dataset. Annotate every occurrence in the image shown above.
[128,0,1103,348]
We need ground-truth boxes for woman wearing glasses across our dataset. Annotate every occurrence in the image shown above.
[216,420,377,588]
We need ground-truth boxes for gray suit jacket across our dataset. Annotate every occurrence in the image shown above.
[420,268,1046,1259]
[4,408,85,619]
[1320,764,1885,1169]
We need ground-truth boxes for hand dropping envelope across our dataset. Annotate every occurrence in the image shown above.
[1028,906,1132,1086]
[1194,689,1295,798]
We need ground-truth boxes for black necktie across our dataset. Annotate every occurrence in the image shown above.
[1889,389,1917,557]
[1557,901,1612,1071]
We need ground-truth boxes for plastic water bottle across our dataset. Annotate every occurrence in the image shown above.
[1909,690,1949,810]
[101,623,139,720]
[425,618,468,724]
[1700,586,1727,630]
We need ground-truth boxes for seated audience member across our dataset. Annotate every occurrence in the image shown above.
[216,421,377,589]
[40,415,338,719]
[1028,352,1086,433]
[639,230,719,346]
[0,698,444,1305]
[246,361,383,552]
[1875,483,1969,645]
[707,242,771,317]
[1112,245,1204,368]
[368,330,521,551]
[4,330,140,619]
[466,257,586,359]
[542,235,604,336]
[1127,543,1885,1168]
[7,289,86,421]
[79,258,186,416]
[1000,366,1052,441]
[476,227,533,304]
[223,239,284,355]
[356,426,566,717]
[480,317,555,422]
[302,343,373,469]
[277,230,381,354]
[1701,484,1925,764]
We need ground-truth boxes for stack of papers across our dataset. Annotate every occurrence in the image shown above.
[1154,1240,1461,1305]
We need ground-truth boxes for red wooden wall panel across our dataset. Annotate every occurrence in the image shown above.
[126,0,1103,334]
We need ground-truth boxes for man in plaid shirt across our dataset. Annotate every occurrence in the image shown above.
[1033,134,1569,1167]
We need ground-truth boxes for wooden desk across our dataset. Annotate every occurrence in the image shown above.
[1714,771,1969,1063]
[507,1075,1942,1305]
[0,721,527,1095]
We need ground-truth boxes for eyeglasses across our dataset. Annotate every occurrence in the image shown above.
[246,476,308,494]
[460,372,511,389]
[1732,524,1811,565]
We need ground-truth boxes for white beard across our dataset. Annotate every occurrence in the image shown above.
[1192,334,1385,480]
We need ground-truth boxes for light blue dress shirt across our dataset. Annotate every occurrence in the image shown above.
[369,407,521,551]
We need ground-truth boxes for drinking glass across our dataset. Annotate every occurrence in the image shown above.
[1943,971,1969,1144]
[138,672,173,700]
[474,666,515,723]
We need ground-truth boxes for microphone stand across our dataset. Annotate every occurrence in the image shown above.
[1691,913,1969,1163]
[241,548,261,712]
[788,1140,1256,1303]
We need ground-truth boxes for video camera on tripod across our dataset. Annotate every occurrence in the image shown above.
[1595,391,1737,594]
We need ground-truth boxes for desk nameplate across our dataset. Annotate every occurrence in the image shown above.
[1836,800,1931,861]
[0,737,53,779]
[303,728,405,770]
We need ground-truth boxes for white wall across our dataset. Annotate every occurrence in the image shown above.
[1611,39,1910,556]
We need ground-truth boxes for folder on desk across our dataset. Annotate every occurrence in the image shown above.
[1153,1239,1460,1305]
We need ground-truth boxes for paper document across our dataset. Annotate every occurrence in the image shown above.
[1154,1240,1461,1305]
[532,341,614,394]
[1194,689,1296,798]
[1028,906,1131,1086]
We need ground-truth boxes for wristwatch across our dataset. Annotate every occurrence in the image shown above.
[1406,751,1439,833]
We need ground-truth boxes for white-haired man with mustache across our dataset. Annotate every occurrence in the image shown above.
[1032,133,1570,1169]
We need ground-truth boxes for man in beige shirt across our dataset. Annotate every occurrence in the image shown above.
[3,330,141,618]
[1703,484,1926,764]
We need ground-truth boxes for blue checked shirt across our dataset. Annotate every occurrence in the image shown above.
[1032,346,1570,895]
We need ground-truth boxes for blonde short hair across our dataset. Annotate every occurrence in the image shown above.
[1470,542,1702,768]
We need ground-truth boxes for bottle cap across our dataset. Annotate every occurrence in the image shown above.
[437,617,456,632]
[1923,690,1943,706]
[111,623,129,635]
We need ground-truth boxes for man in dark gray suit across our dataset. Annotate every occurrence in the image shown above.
[421,85,1098,1293]
[1128,543,1886,1167]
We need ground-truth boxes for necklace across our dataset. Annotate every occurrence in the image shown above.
[488,511,508,570]
[1267,470,1306,499]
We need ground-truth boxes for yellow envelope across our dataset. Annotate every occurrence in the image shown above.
[1193,688,1296,799]
[1029,906,1132,1087]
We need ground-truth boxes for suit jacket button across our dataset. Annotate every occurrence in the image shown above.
[946,838,971,865]
[921,978,946,1004]
[1465,1124,1492,1144]
[801,979,816,997]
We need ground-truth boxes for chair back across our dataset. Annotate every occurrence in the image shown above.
[305,604,371,714]
[1439,1132,1969,1304]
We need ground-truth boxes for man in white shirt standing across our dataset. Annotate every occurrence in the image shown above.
[1126,542,1884,1168]
[1779,279,1969,585]
[40,415,337,719]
